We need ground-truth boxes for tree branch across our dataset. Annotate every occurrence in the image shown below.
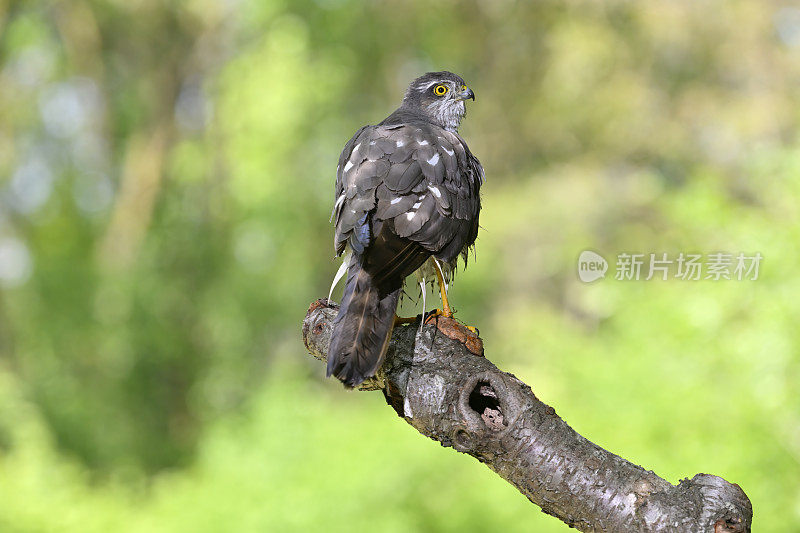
[303,299,752,532]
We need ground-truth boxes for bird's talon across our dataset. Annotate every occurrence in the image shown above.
[424,308,451,323]
[421,312,484,356]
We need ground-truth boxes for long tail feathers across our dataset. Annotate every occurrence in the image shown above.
[327,259,400,387]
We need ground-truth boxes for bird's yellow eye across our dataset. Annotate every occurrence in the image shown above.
[433,84,448,96]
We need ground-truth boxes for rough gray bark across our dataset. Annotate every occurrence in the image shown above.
[303,299,753,532]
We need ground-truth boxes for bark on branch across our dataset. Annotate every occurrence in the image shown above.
[302,299,752,532]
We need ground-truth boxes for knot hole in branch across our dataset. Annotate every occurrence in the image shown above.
[468,380,507,431]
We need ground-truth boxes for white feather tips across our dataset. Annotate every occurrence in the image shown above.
[328,256,350,301]
[330,193,345,222]
[419,278,427,334]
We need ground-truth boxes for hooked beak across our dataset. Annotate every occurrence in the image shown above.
[457,86,475,101]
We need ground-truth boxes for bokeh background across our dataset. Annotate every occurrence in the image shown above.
[1,0,798,531]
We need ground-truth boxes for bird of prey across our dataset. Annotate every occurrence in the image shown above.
[327,71,484,387]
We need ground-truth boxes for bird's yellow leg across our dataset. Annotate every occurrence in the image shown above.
[424,258,452,318]
[426,259,479,336]
[436,268,453,318]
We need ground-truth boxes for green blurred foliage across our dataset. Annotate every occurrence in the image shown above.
[0,0,798,530]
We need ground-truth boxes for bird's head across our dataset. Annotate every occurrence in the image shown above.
[400,71,475,132]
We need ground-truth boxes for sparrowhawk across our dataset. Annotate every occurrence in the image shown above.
[327,71,484,387]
